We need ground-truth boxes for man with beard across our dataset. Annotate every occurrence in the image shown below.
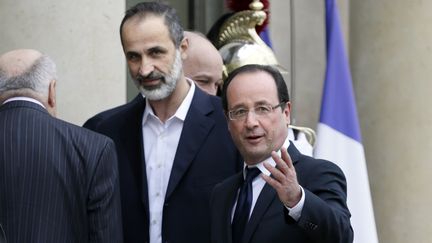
[83,2,242,243]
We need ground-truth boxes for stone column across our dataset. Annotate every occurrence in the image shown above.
[350,1,432,242]
[0,0,126,125]
[271,0,325,127]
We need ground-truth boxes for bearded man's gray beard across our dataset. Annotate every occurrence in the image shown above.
[134,49,182,101]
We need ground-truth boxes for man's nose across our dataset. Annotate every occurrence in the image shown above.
[244,110,259,127]
[138,60,155,77]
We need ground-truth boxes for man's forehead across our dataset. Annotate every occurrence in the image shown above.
[125,13,166,28]
[227,71,277,97]
[122,16,176,49]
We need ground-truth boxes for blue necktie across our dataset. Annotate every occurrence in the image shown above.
[232,167,261,243]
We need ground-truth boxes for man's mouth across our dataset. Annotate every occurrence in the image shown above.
[137,74,164,86]
[245,134,263,144]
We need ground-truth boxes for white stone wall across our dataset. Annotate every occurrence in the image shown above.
[351,1,432,242]
[0,0,126,125]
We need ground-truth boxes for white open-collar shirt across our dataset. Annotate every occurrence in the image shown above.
[142,79,195,243]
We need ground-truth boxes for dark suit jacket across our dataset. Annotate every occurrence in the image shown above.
[84,88,242,243]
[0,224,6,243]
[0,100,123,243]
[210,144,353,243]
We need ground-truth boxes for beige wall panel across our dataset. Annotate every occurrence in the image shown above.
[0,0,126,125]
[271,0,324,128]
[351,0,432,242]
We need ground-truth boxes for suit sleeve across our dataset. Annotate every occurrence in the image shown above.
[295,159,353,243]
[87,139,123,243]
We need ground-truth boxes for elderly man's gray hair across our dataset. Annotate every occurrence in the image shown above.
[0,55,57,96]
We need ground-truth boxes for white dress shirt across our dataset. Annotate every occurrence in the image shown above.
[232,137,306,222]
[142,80,195,243]
[3,96,45,108]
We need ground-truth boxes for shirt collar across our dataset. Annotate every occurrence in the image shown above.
[243,136,291,178]
[2,96,46,109]
[142,78,196,124]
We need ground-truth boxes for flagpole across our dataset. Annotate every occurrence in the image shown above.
[289,0,297,124]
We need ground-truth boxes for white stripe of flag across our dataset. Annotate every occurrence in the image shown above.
[314,0,379,242]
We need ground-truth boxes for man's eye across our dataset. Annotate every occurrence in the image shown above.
[255,106,271,113]
[149,49,164,56]
[196,79,210,85]
[233,109,248,116]
[127,53,140,61]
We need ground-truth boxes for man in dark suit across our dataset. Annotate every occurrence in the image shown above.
[0,49,123,243]
[83,2,241,243]
[211,64,353,243]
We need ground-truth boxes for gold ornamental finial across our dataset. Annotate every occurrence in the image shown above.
[249,0,264,11]
[216,0,286,78]
[215,1,266,49]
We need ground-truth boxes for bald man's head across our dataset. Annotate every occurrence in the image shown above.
[0,49,42,77]
[0,49,57,115]
[183,31,223,95]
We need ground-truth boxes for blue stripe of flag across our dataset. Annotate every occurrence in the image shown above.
[259,26,273,48]
[320,0,361,142]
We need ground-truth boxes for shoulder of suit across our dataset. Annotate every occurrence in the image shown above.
[296,154,345,177]
[83,95,145,129]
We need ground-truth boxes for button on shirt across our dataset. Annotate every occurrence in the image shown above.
[232,138,306,222]
[142,80,195,243]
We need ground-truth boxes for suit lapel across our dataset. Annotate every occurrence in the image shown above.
[165,88,215,199]
[243,183,277,243]
[221,173,243,243]
[288,141,302,166]
[119,96,150,215]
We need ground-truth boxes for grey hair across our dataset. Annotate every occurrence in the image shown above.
[0,55,57,97]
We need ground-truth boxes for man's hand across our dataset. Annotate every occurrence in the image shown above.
[262,147,302,208]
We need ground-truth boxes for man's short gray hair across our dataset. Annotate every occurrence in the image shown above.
[0,55,57,96]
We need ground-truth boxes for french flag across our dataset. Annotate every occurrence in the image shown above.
[314,0,379,242]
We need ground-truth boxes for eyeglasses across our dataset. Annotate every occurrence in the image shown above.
[228,102,286,121]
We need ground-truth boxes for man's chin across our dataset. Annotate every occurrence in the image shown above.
[139,87,171,101]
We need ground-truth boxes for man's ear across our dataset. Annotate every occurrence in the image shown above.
[180,36,189,60]
[284,101,292,125]
[47,79,57,116]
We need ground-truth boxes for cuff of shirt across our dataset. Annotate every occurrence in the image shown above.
[284,186,305,221]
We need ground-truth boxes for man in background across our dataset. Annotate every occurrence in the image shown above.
[84,2,241,243]
[183,31,224,96]
[0,49,123,243]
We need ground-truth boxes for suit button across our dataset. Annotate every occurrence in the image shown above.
[307,222,318,230]
[164,202,169,207]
